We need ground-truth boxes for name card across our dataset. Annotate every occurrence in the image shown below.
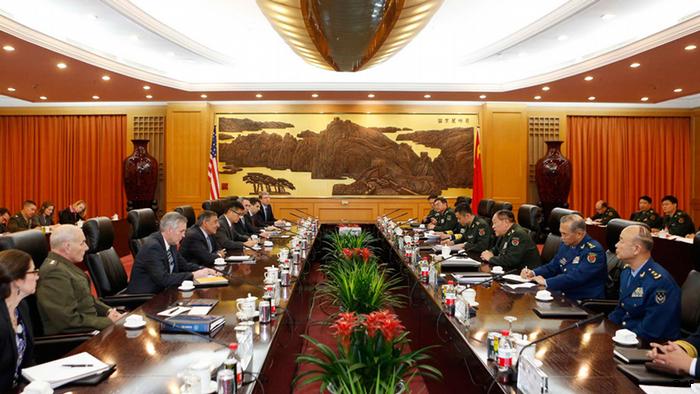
[517,356,549,394]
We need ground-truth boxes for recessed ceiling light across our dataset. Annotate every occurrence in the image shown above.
[584,75,594,81]
[557,35,568,41]
[200,94,208,98]
[673,88,683,93]
[641,97,649,101]
[685,44,697,51]
[3,45,15,52]
[92,95,100,100]
[56,62,67,69]
[166,51,175,57]
[130,35,139,41]
[311,93,319,98]
[39,96,47,100]
[367,93,375,98]
[479,94,487,99]
[588,96,596,101]
[630,62,641,68]
[534,95,542,100]
[145,94,153,99]
[423,94,431,99]
[601,14,615,20]
[255,93,263,98]
[101,75,111,81]
[542,86,550,91]
[7,87,15,92]
[143,85,151,90]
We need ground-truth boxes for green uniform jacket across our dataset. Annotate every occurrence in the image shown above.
[630,209,662,229]
[663,210,695,236]
[433,208,457,232]
[422,209,438,225]
[489,224,540,270]
[591,207,620,225]
[7,212,36,233]
[448,216,493,253]
[37,251,111,335]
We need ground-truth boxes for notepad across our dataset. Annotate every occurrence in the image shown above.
[22,352,111,388]
[614,347,652,364]
[226,255,254,262]
[501,274,533,283]
[504,282,537,289]
[194,276,229,287]
[441,257,481,268]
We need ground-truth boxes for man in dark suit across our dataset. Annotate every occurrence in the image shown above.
[0,207,9,233]
[127,212,217,294]
[215,201,257,252]
[180,210,225,267]
[249,198,266,229]
[256,191,283,227]
[239,197,262,236]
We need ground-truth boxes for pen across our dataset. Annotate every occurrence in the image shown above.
[62,364,93,367]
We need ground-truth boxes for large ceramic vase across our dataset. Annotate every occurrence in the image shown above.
[535,140,572,221]
[124,139,158,210]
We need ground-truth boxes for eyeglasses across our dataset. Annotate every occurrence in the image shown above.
[235,211,245,216]
[26,270,39,276]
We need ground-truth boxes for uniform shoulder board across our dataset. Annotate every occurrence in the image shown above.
[650,269,662,280]
[586,242,596,249]
[622,264,631,270]
[46,259,57,267]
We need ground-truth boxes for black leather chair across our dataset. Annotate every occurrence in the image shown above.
[539,208,580,264]
[0,229,50,269]
[0,230,96,363]
[174,205,196,228]
[477,199,494,221]
[518,204,543,243]
[127,208,158,257]
[491,201,513,216]
[202,200,227,216]
[83,217,153,309]
[681,270,700,336]
[606,219,648,254]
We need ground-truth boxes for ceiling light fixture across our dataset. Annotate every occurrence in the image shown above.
[542,86,550,91]
[685,44,696,51]
[56,62,67,69]
[641,97,649,101]
[479,94,486,99]
[2,45,15,52]
[311,93,319,98]
[673,88,683,93]
[588,96,596,101]
[601,14,615,20]
[92,95,100,100]
[557,35,568,41]
[630,62,641,68]
[534,95,542,100]
[101,75,111,81]
[200,94,208,98]
[584,75,594,81]
[255,93,263,98]
[7,87,15,92]
[146,94,153,99]
[39,96,47,100]
[423,94,431,99]
[143,85,151,90]
[367,93,375,98]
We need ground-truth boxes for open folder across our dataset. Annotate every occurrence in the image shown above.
[22,352,111,388]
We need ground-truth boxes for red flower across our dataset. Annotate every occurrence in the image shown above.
[362,310,404,342]
[363,311,384,337]
[360,248,371,262]
[379,316,405,342]
[331,312,359,350]
[342,248,353,259]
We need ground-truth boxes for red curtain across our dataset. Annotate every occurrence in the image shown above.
[567,116,690,219]
[0,115,127,218]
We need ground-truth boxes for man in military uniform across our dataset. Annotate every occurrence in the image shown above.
[7,200,38,233]
[37,225,124,334]
[590,200,620,225]
[439,203,493,253]
[0,207,9,233]
[427,197,457,232]
[521,214,606,300]
[661,195,695,236]
[649,324,700,377]
[421,194,438,225]
[630,195,662,229]
[481,210,540,271]
[608,225,680,342]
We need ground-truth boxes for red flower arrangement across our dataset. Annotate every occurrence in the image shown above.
[340,247,373,262]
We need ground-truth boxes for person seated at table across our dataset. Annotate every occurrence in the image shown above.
[249,197,266,229]
[440,203,493,253]
[589,200,620,225]
[180,210,225,267]
[57,200,87,225]
[481,210,540,271]
[427,197,457,232]
[127,212,217,294]
[421,194,439,225]
[33,200,55,227]
[239,197,263,235]
[7,200,37,233]
[660,195,695,236]
[630,195,662,229]
[255,191,285,227]
[37,225,124,334]
[608,225,680,342]
[215,202,258,252]
[521,214,607,300]
[648,324,700,377]
[0,250,38,392]
[0,208,10,234]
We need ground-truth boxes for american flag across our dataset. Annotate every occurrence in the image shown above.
[208,126,221,199]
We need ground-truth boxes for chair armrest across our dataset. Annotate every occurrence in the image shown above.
[579,299,618,315]
[33,331,98,363]
[100,294,153,309]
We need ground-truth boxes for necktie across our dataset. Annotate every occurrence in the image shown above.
[166,248,174,273]
[264,206,268,221]
[206,235,213,253]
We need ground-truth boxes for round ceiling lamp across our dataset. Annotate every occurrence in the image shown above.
[257,0,444,72]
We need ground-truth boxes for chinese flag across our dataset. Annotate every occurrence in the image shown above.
[471,127,484,214]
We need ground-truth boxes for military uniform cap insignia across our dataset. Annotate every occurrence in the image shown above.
[587,253,597,263]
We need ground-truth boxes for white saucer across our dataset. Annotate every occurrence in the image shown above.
[613,336,639,346]
[178,286,195,291]
[123,320,146,329]
[214,261,227,266]
[236,311,260,320]
[535,295,554,302]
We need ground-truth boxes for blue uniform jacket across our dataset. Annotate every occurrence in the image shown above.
[533,234,607,300]
[608,258,681,342]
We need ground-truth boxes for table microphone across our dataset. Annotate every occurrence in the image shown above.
[387,212,408,221]
[512,313,605,381]
[384,208,402,218]
[287,211,303,220]
[270,225,299,236]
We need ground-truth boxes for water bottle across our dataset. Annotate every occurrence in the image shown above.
[224,343,241,389]
[497,330,514,372]
[445,280,456,316]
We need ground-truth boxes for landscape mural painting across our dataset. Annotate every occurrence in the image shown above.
[215,113,478,197]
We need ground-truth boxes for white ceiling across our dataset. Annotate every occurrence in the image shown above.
[0,0,699,92]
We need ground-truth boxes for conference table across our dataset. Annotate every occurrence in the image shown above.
[21,222,685,393]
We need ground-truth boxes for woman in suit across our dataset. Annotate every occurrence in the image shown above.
[34,201,55,226]
[0,249,38,392]
[58,200,87,225]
